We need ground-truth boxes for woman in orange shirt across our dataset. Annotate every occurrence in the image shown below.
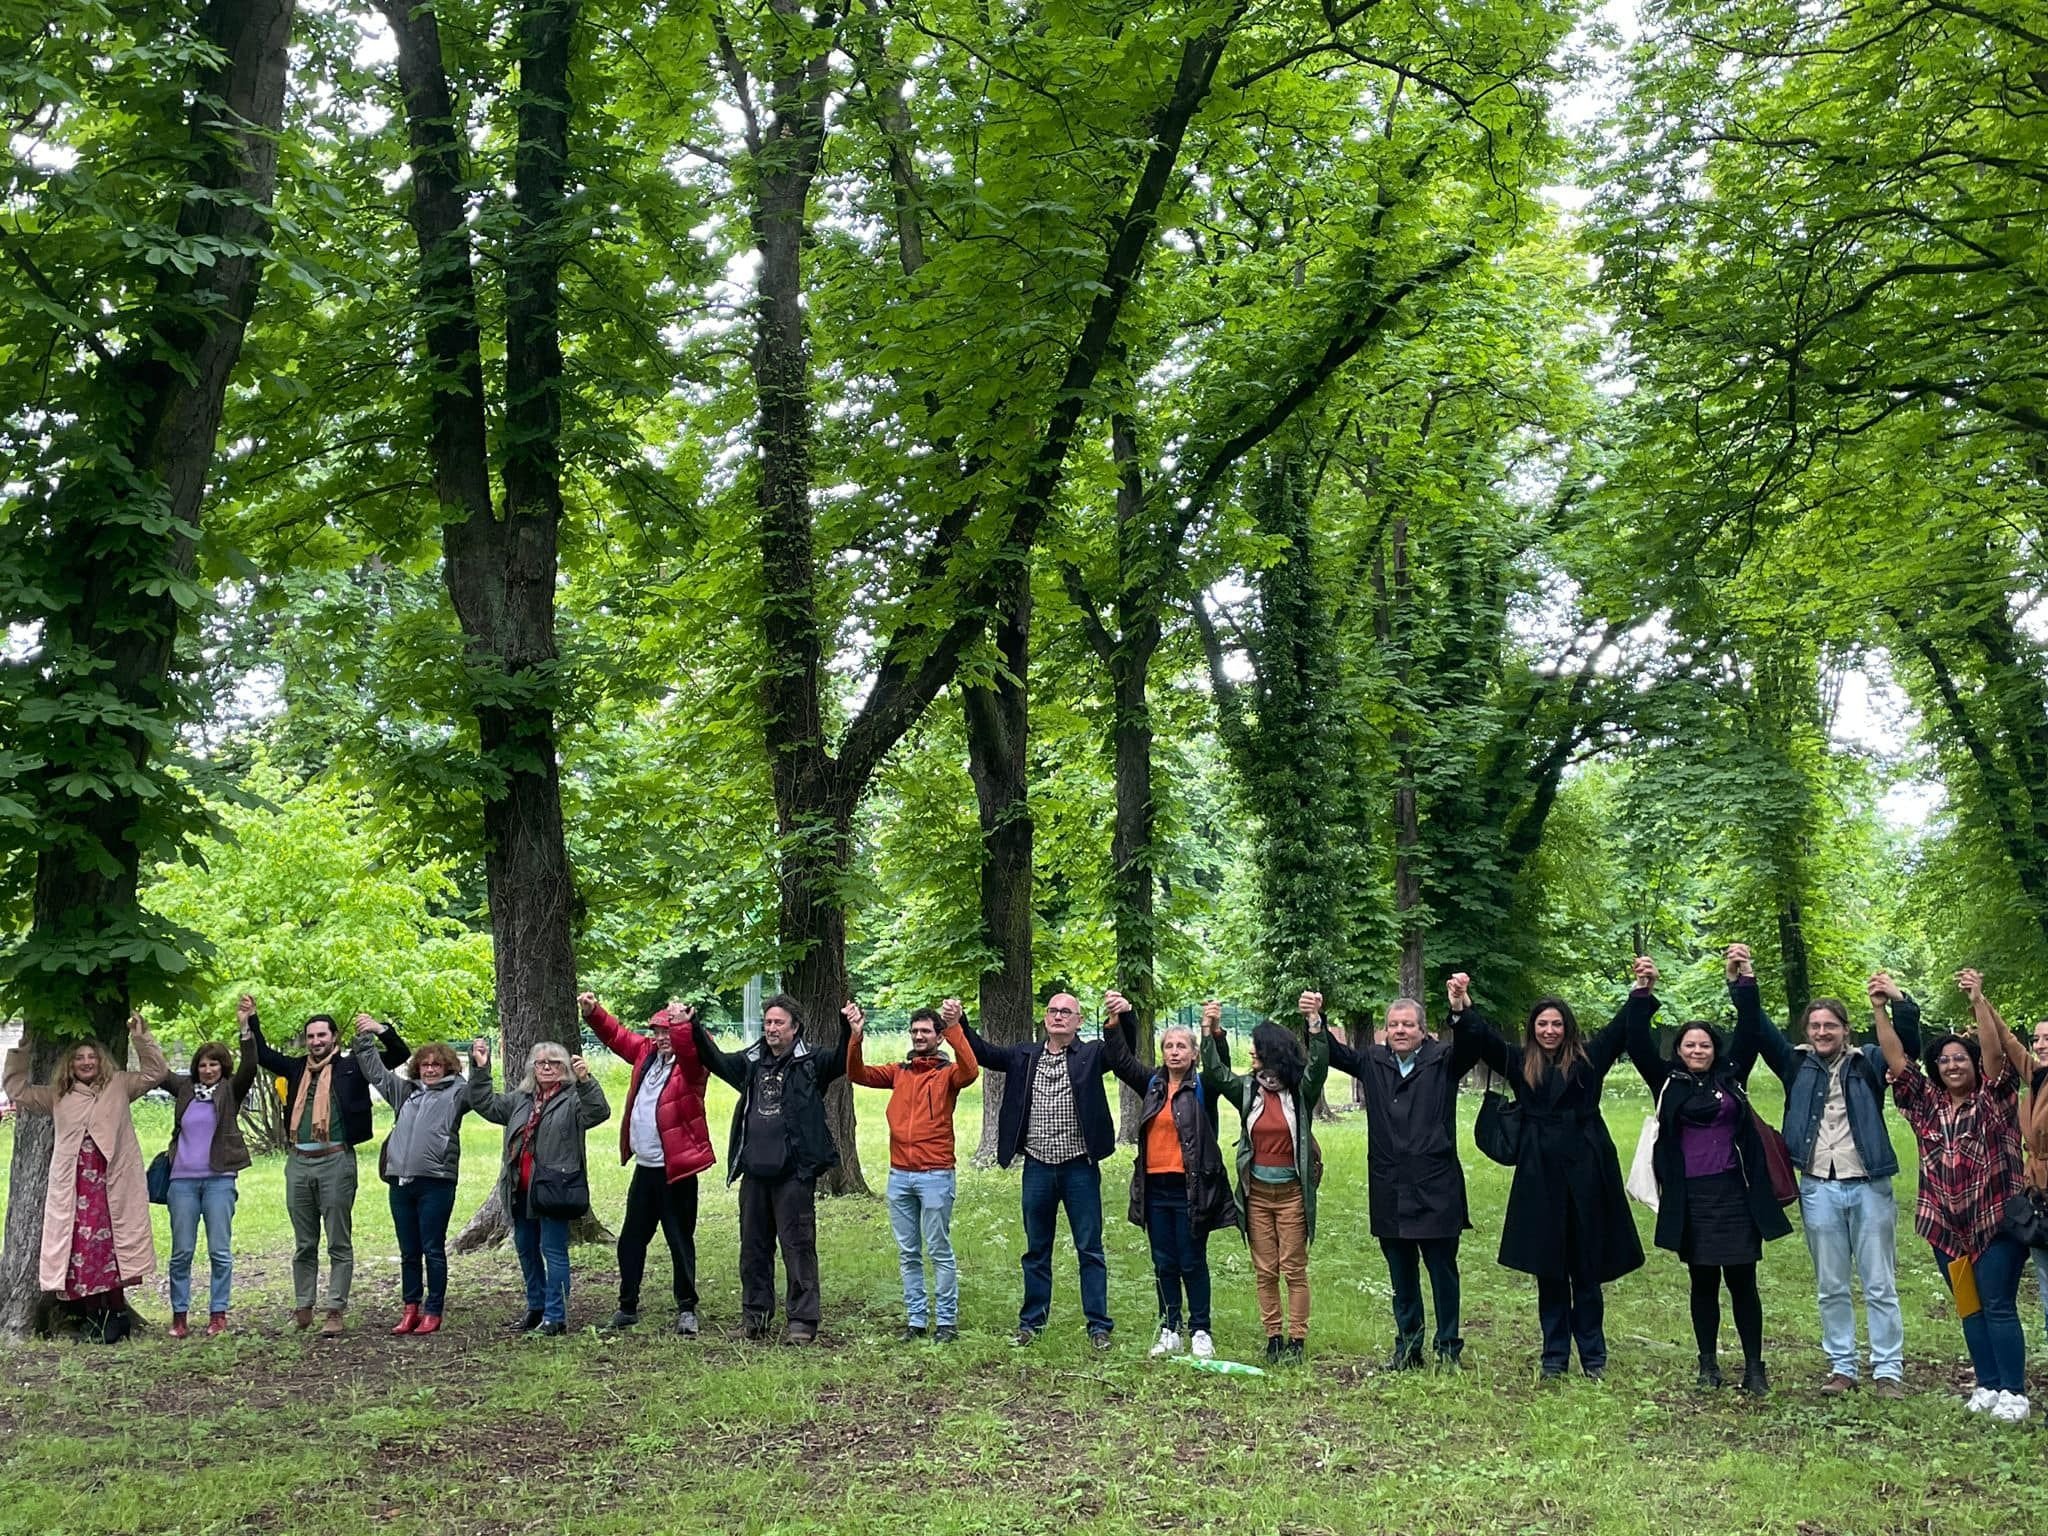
[1102,992,1235,1360]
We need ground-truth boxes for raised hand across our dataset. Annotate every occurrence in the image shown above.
[577,991,598,1019]
[1724,944,1753,981]
[126,1010,147,1037]
[1298,991,1324,1020]
[1445,974,1471,1012]
[841,1000,865,1036]
[1867,971,1901,1005]
[1103,989,1130,1020]
[940,997,963,1029]
[353,1012,384,1037]
[1201,1000,1223,1037]
[236,993,256,1039]
[1955,968,1985,1003]
[1632,955,1660,991]
[569,1055,592,1082]
[471,1037,492,1070]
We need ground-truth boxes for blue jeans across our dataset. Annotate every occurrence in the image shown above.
[1020,1155,1110,1335]
[1143,1176,1210,1333]
[887,1169,959,1327]
[2033,1245,2048,1347]
[389,1178,459,1314]
[166,1175,237,1314]
[511,1211,573,1326]
[1932,1234,2027,1394]
[1800,1174,1904,1380]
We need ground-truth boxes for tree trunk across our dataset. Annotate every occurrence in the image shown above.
[0,0,297,1336]
[1110,630,1161,1141]
[965,562,1036,1165]
[380,0,587,1247]
[776,804,866,1195]
[1777,892,1812,1022]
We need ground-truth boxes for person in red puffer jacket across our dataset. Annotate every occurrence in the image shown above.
[581,992,714,1337]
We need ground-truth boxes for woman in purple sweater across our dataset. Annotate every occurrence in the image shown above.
[1626,956,1793,1395]
[160,1007,261,1337]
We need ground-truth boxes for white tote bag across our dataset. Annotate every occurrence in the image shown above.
[1625,1081,1669,1211]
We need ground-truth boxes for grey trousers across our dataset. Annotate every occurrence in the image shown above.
[286,1149,358,1311]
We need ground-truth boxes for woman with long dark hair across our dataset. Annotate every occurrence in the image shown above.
[1202,1000,1329,1363]
[1451,967,1647,1379]
[1877,970,2029,1422]
[1626,956,1792,1395]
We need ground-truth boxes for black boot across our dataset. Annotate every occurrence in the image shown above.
[1740,1360,1770,1398]
[1265,1335,1285,1364]
[506,1309,544,1333]
[1696,1355,1723,1390]
[1385,1334,1425,1371]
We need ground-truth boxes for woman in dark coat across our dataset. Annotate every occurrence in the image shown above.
[1452,967,1646,1380]
[1626,955,1792,1396]
[1102,992,1236,1360]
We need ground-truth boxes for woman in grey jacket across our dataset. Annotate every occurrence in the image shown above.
[355,1018,468,1336]
[467,1036,610,1336]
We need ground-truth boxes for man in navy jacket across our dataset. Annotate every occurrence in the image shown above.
[964,993,1123,1348]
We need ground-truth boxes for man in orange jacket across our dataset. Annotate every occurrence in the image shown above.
[845,997,979,1342]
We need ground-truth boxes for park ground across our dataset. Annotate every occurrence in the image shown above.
[1,1042,2044,1535]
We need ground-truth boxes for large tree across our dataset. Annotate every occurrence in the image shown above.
[0,0,298,1333]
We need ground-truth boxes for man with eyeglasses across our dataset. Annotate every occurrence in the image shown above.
[964,993,1127,1349]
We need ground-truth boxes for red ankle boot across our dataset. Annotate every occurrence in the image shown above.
[207,1312,228,1336]
[413,1311,443,1336]
[391,1304,421,1336]
[168,1312,189,1339]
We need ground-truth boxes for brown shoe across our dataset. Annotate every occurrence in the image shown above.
[1820,1373,1857,1395]
[293,1307,314,1330]
[319,1309,345,1338]
[1871,1378,1908,1400]
[783,1323,817,1345]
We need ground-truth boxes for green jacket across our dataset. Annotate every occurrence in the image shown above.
[1201,1025,1330,1242]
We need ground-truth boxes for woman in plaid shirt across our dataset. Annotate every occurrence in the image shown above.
[1876,969,2028,1423]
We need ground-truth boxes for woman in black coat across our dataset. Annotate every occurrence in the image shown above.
[1626,955,1793,1396]
[1451,967,1646,1380]
[1102,992,1236,1360]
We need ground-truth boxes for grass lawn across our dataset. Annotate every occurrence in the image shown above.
[1,1036,2044,1534]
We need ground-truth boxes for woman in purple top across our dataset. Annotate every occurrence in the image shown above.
[1626,955,1793,1395]
[159,1012,260,1338]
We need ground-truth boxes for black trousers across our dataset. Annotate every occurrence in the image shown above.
[738,1172,820,1327]
[617,1163,699,1313]
[1380,1233,1463,1357]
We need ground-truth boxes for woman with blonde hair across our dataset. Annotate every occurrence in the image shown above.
[2,1012,167,1342]
[467,1035,609,1335]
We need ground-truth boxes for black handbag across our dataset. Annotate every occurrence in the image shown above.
[529,1163,590,1221]
[1475,1089,1522,1166]
[2000,1186,2048,1248]
[146,1151,172,1205]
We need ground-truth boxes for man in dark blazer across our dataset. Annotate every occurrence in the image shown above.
[963,993,1122,1348]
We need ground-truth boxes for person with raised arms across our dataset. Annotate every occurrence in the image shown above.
[1325,982,1489,1370]
[844,997,979,1343]
[249,999,410,1336]
[466,1035,610,1337]
[962,992,1125,1349]
[581,992,714,1339]
[1625,955,1791,1396]
[1739,944,1917,1397]
[1100,992,1234,1360]
[1876,969,2029,1422]
[1448,968,1646,1381]
[1201,996,1329,1364]
[353,1015,468,1337]
[3,1011,166,1343]
[159,999,260,1338]
[692,994,850,1344]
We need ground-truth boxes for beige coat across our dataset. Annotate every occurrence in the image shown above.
[3,1030,168,1293]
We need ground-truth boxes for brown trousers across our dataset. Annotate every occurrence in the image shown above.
[1246,1177,1310,1339]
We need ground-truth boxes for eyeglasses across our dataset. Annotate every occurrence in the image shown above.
[1046,1006,1079,1017]
[535,1060,564,1070]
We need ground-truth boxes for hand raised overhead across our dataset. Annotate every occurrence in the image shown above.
[1445,974,1471,1012]
[471,1037,492,1069]
[841,1000,865,1036]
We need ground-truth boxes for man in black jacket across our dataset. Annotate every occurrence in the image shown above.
[963,993,1121,1349]
[247,994,409,1336]
[693,994,849,1344]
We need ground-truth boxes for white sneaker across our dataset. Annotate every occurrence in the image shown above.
[1991,1392,2031,1424]
[1149,1327,1181,1358]
[1190,1330,1215,1360]
[1965,1386,1999,1413]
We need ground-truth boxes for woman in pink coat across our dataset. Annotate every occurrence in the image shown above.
[2,1012,167,1341]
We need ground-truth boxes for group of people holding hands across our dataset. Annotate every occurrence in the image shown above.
[5,948,2046,1425]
